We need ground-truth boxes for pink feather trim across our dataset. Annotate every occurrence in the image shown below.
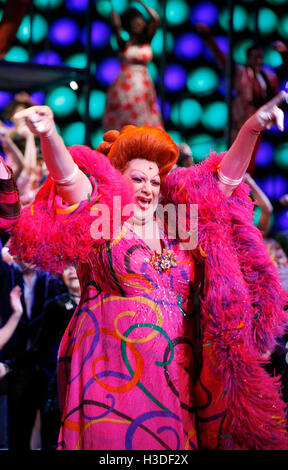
[162,151,288,449]
[9,145,134,273]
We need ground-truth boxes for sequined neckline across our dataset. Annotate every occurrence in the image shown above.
[125,222,178,272]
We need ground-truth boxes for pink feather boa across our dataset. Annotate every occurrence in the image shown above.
[162,151,288,449]
[9,145,288,449]
[9,145,134,273]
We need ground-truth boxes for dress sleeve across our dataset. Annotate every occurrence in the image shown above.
[0,172,21,232]
[9,145,134,273]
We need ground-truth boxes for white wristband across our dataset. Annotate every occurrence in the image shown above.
[53,163,79,185]
[217,169,243,187]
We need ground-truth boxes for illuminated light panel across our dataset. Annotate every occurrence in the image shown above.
[164,64,187,92]
[201,101,228,131]
[34,0,63,8]
[0,91,13,109]
[248,8,278,35]
[46,86,77,117]
[255,141,274,167]
[65,0,89,13]
[274,210,288,231]
[174,33,203,61]
[151,29,174,57]
[17,14,48,43]
[263,48,283,68]
[219,5,248,32]
[95,58,121,86]
[4,46,29,62]
[187,134,215,162]
[77,90,106,120]
[166,0,190,25]
[81,21,111,49]
[33,50,63,66]
[187,66,219,96]
[91,128,105,149]
[256,175,288,200]
[49,17,80,47]
[274,143,288,169]
[190,1,219,26]
[62,122,85,146]
[171,99,202,128]
[279,15,288,39]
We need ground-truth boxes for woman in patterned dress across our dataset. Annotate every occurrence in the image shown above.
[102,0,163,131]
[9,92,288,450]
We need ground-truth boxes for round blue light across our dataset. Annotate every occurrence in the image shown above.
[96,57,121,86]
[274,209,288,232]
[0,91,13,109]
[49,18,80,47]
[255,140,274,167]
[174,32,203,61]
[156,98,171,121]
[190,1,219,26]
[65,0,88,13]
[257,174,288,200]
[81,21,111,49]
[164,64,187,92]
[30,91,45,105]
[33,50,63,66]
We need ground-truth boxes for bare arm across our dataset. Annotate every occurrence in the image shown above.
[0,126,24,180]
[0,285,23,349]
[111,6,126,48]
[136,0,160,41]
[195,23,227,70]
[13,106,92,204]
[244,173,273,236]
[218,91,287,196]
[0,155,9,179]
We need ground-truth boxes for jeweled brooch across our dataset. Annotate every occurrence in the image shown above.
[149,248,178,272]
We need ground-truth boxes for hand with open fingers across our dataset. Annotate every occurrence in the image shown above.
[255,90,288,132]
[12,105,55,138]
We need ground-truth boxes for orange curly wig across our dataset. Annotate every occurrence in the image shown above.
[97,125,179,181]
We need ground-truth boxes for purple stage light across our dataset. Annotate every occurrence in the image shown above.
[33,50,63,66]
[30,91,46,105]
[274,209,288,231]
[49,18,80,47]
[96,57,121,86]
[0,91,13,109]
[255,140,274,167]
[257,174,288,200]
[190,2,219,26]
[81,21,111,48]
[65,0,88,13]
[174,33,203,61]
[164,64,187,92]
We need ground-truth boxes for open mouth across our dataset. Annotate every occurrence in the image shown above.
[136,197,152,210]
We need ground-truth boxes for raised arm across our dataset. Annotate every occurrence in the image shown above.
[218,91,287,197]
[111,6,125,49]
[0,124,24,180]
[0,285,23,349]
[13,105,92,204]
[244,173,273,236]
[195,23,227,70]
[136,0,160,41]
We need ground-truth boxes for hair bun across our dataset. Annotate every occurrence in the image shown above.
[96,129,120,156]
[103,130,120,142]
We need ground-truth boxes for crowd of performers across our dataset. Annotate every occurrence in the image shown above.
[1,0,288,452]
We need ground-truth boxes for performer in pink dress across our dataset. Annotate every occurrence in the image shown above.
[102,0,163,131]
[10,92,288,450]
